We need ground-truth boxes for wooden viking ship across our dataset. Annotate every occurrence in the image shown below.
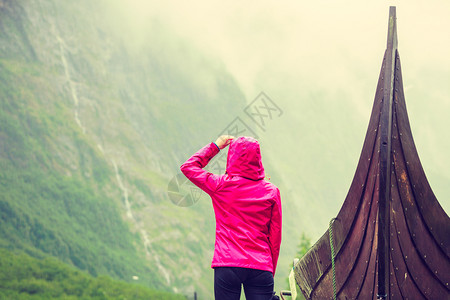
[294,7,450,300]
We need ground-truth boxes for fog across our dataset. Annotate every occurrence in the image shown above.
[112,0,450,214]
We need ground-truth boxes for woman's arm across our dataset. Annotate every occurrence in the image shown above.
[180,136,233,195]
[268,188,282,276]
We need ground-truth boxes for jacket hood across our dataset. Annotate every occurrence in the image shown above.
[226,136,265,180]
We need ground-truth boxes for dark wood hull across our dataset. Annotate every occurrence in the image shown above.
[295,7,450,300]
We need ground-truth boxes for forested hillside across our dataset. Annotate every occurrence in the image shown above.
[0,0,246,297]
[0,248,185,299]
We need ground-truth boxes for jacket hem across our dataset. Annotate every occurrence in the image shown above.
[211,262,273,274]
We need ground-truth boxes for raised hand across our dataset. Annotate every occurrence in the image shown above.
[215,135,235,149]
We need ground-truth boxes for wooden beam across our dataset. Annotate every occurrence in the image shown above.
[377,6,397,299]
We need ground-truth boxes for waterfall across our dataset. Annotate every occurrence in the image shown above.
[56,34,171,287]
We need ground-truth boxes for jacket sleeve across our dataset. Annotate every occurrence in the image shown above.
[268,188,282,276]
[180,143,221,195]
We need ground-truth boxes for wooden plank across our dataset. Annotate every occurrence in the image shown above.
[355,208,378,300]
[389,202,424,299]
[338,167,379,299]
[390,166,449,298]
[389,257,403,300]
[390,158,424,298]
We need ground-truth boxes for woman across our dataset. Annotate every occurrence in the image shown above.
[180,135,282,300]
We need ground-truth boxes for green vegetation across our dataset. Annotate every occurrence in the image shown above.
[294,233,312,260]
[0,1,244,298]
[0,56,164,288]
[286,233,311,300]
[0,248,185,299]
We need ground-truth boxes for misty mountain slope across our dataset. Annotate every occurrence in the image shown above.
[0,56,163,286]
[0,0,248,297]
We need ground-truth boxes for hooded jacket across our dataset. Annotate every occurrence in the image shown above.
[180,137,282,275]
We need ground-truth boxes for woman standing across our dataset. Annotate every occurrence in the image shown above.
[181,135,282,300]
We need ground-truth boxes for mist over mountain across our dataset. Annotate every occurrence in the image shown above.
[1,0,448,299]
[0,0,246,297]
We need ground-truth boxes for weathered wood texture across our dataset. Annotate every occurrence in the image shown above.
[378,7,398,299]
[295,7,450,300]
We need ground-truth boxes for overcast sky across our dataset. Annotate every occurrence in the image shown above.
[116,0,450,211]
[119,0,449,93]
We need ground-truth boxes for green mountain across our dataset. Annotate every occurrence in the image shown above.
[1,0,246,298]
[0,248,185,299]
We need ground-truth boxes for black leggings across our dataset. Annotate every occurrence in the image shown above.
[214,267,275,300]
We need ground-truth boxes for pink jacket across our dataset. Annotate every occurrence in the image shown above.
[180,137,282,275]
